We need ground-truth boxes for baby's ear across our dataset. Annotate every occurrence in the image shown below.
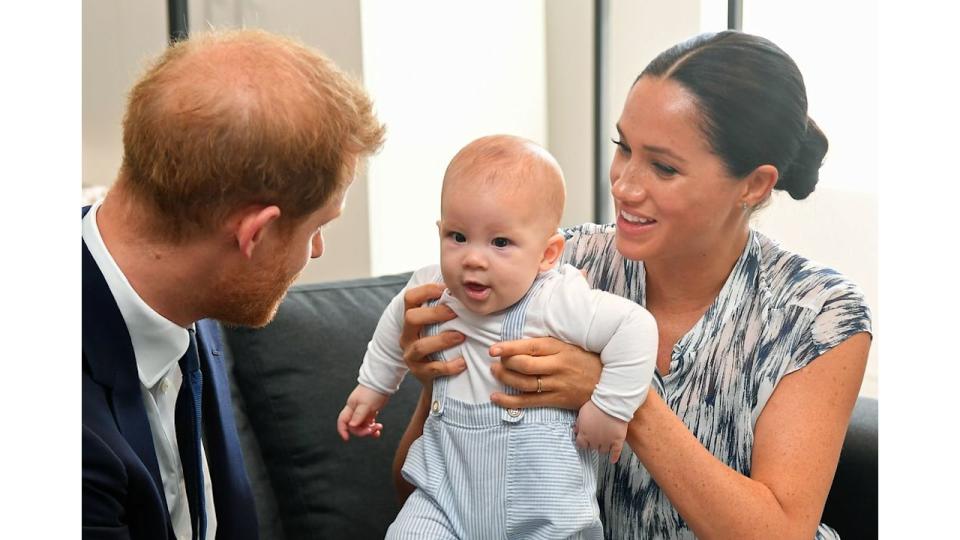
[539,233,565,271]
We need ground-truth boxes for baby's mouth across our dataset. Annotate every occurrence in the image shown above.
[463,281,491,301]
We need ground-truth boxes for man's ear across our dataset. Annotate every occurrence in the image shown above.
[539,233,565,272]
[741,164,778,208]
[233,205,282,259]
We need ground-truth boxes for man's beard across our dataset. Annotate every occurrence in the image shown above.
[208,256,301,328]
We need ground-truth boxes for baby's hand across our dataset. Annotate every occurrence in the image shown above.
[574,400,628,463]
[337,385,389,441]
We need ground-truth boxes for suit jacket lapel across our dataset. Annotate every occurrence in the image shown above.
[82,227,167,500]
[196,319,259,538]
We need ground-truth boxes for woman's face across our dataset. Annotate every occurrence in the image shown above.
[610,76,748,263]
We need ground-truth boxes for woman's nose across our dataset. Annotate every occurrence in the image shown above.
[611,162,648,203]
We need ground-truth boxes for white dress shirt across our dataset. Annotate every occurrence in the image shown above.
[83,199,217,540]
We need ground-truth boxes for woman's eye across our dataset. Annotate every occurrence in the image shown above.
[653,162,678,176]
[492,237,511,248]
[451,232,466,243]
[611,137,630,155]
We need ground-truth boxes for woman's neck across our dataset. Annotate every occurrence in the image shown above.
[643,228,750,315]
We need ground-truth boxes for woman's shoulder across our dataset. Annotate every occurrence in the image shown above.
[561,223,617,260]
[559,223,629,275]
[562,222,616,242]
[753,231,868,315]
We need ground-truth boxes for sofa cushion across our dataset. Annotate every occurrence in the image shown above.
[821,396,878,539]
[222,273,419,539]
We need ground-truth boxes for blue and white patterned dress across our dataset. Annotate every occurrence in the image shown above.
[560,224,872,540]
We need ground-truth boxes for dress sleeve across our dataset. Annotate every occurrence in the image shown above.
[788,279,872,373]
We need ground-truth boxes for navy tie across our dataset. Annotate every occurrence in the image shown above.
[175,328,207,540]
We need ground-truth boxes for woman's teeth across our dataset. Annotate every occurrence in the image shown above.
[621,210,655,224]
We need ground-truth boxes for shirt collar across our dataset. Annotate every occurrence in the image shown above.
[82,199,190,388]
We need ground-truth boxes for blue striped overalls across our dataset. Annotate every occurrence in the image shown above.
[387,278,603,539]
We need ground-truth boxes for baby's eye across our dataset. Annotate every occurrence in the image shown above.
[451,232,466,243]
[492,237,511,248]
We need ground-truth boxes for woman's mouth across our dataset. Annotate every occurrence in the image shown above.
[617,209,657,234]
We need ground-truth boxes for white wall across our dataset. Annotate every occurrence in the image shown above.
[360,0,549,276]
[82,0,373,284]
[601,0,704,219]
[82,1,166,188]
[599,0,878,396]
[82,2,877,395]
[743,0,879,397]
[546,0,595,229]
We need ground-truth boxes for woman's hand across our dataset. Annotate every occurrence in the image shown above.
[399,282,467,386]
[488,337,602,410]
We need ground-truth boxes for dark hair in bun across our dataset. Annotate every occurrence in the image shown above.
[639,31,828,200]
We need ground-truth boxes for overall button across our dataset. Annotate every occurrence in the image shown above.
[431,400,440,413]
[506,408,522,418]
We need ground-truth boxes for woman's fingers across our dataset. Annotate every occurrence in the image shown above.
[404,304,457,327]
[408,357,467,380]
[490,361,543,392]
[490,336,564,358]
[489,390,555,409]
[403,331,464,365]
[403,282,447,310]
[498,354,562,376]
[399,283,450,348]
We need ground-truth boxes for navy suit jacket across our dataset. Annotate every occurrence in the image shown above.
[82,207,258,539]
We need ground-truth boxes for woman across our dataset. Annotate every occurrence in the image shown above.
[394,31,872,539]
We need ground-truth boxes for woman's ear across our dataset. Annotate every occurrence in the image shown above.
[539,233,566,272]
[741,164,779,208]
[232,205,282,259]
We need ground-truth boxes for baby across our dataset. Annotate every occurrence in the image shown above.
[338,135,657,539]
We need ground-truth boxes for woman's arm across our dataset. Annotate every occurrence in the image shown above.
[491,333,871,539]
[628,332,871,540]
[390,282,466,503]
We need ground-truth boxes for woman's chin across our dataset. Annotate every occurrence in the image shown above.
[615,232,656,262]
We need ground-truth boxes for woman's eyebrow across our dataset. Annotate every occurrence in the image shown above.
[642,145,687,164]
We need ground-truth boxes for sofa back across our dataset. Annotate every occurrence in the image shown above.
[222,273,417,539]
[221,273,877,539]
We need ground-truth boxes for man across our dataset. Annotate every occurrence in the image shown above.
[82,29,384,539]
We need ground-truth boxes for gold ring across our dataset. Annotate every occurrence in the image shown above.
[536,376,543,393]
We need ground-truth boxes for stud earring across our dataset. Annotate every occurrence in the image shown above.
[741,202,748,211]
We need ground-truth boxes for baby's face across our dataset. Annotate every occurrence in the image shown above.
[439,182,553,316]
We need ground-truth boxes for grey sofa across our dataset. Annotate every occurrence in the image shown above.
[220,273,878,539]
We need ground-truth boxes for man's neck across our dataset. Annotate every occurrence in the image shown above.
[96,192,214,328]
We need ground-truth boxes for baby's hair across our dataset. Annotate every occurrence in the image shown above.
[442,134,566,231]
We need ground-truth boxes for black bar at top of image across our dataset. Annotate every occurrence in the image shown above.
[168,0,189,44]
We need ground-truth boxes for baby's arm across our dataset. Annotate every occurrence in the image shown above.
[543,267,658,462]
[338,266,443,440]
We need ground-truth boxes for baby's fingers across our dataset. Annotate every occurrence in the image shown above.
[348,403,373,427]
[348,421,384,438]
[336,405,354,441]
